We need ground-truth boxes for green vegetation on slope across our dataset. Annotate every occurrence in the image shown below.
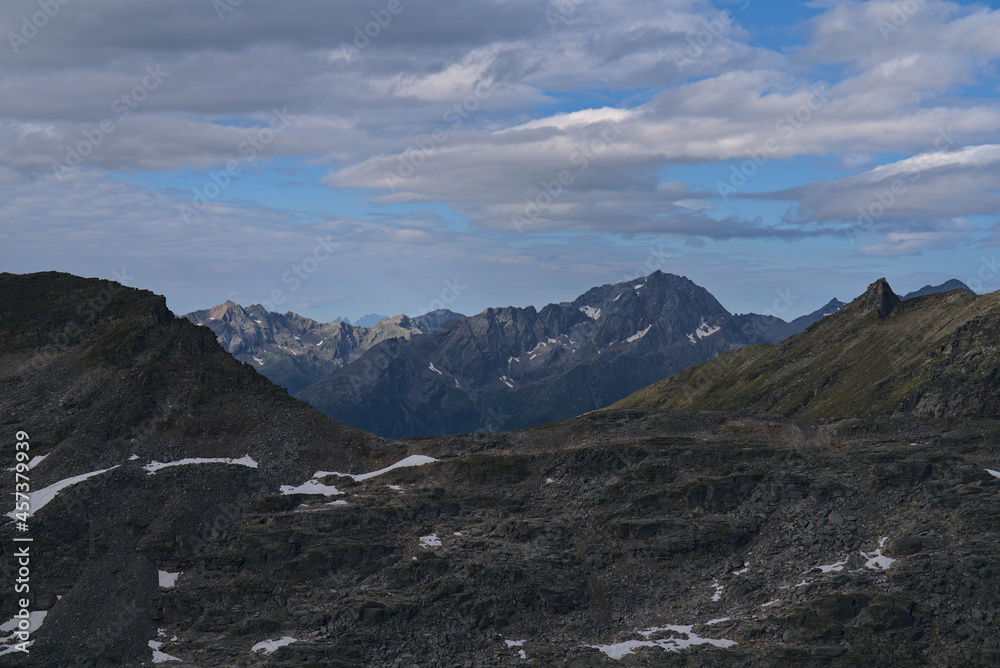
[612,279,1000,420]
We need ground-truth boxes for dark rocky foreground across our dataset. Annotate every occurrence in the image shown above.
[6,412,1000,667]
[2,273,1000,666]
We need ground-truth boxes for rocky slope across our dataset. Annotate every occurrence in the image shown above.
[183,303,462,394]
[2,273,1000,666]
[295,272,842,438]
[613,279,1000,420]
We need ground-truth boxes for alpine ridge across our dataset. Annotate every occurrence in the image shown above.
[613,278,1000,420]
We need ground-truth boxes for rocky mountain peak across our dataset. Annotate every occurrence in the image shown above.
[856,278,901,319]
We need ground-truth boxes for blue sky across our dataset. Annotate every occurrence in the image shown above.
[1,0,999,322]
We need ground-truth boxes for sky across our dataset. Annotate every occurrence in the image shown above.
[1,0,999,322]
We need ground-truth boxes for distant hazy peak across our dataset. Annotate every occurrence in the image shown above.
[902,279,975,300]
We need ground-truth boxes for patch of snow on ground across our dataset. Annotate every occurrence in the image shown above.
[326,499,348,506]
[589,625,736,660]
[862,537,896,570]
[580,305,602,320]
[987,469,1000,479]
[762,599,781,608]
[545,478,555,484]
[251,636,297,654]
[27,454,46,469]
[7,466,120,519]
[428,362,442,375]
[687,333,697,345]
[733,562,749,575]
[317,340,324,347]
[280,479,343,496]
[613,293,623,301]
[454,531,464,536]
[0,610,47,653]
[817,560,847,573]
[388,485,403,491]
[695,321,721,339]
[634,284,644,290]
[128,454,140,461]
[626,325,652,343]
[253,356,264,365]
[317,454,439,482]
[148,639,181,663]
[711,582,723,601]
[705,618,730,626]
[518,649,527,658]
[158,571,181,588]
[505,640,525,647]
[144,455,257,475]
[419,533,442,548]
[500,376,514,388]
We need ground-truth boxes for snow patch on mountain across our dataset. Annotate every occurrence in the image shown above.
[587,624,736,660]
[580,306,602,320]
[7,466,120,519]
[626,325,652,343]
[419,533,442,548]
[158,571,182,588]
[315,455,439,482]
[252,637,298,655]
[862,537,896,570]
[144,456,258,475]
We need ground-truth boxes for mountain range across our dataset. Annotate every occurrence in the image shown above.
[183,303,463,394]
[189,272,848,439]
[2,271,999,667]
[295,272,847,438]
[188,275,972,439]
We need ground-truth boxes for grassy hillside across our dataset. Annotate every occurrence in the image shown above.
[612,279,1000,420]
